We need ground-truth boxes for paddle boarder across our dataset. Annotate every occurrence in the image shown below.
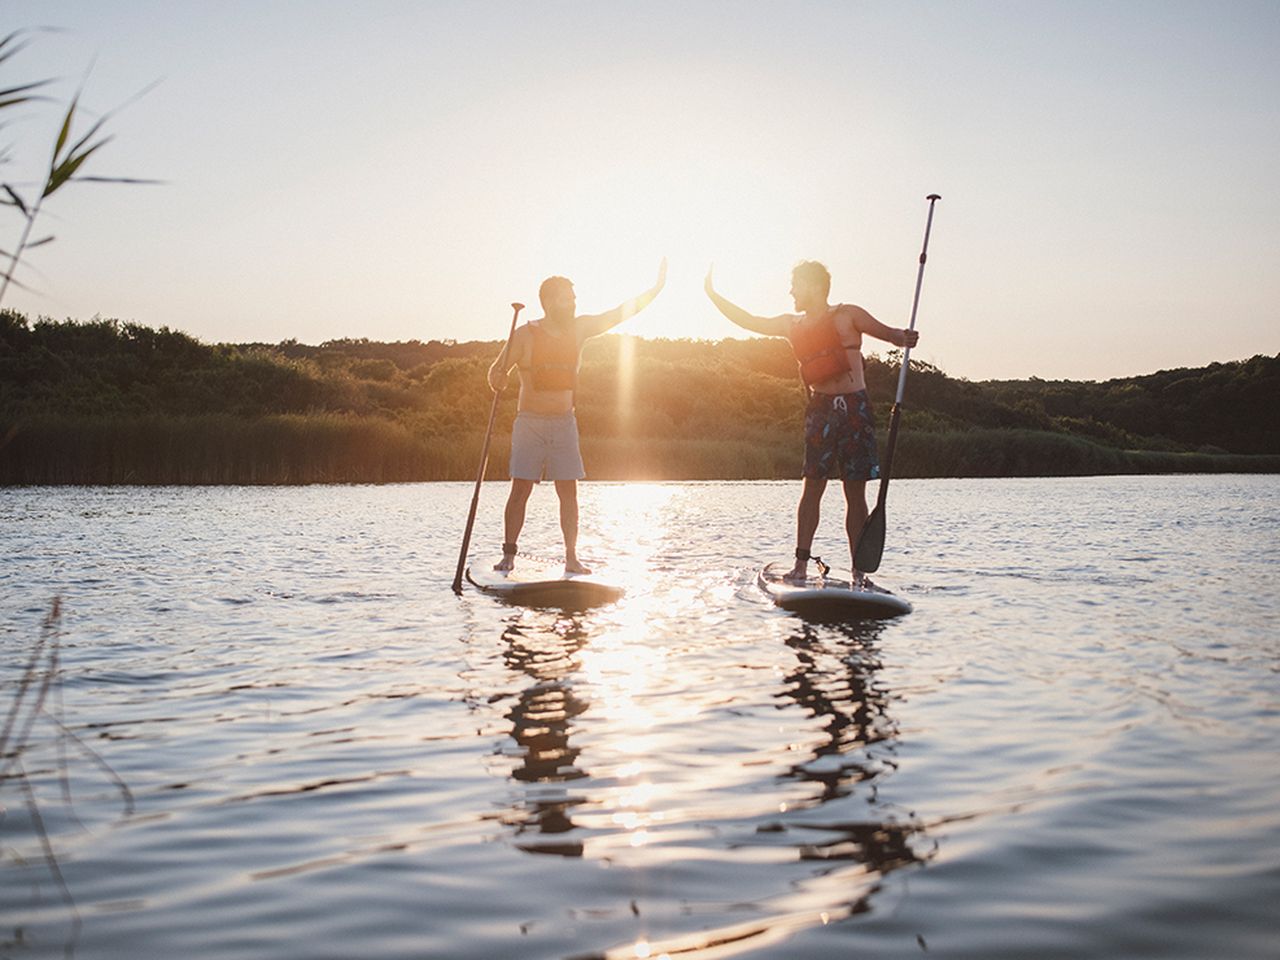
[704,261,917,584]
[488,259,666,573]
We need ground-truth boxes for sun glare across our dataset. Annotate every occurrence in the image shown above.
[533,144,804,342]
[616,332,637,431]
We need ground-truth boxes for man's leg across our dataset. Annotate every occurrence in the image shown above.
[788,476,828,580]
[554,479,591,574]
[842,478,869,577]
[496,479,535,571]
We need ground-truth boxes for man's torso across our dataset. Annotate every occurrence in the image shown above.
[515,318,581,415]
[790,305,867,394]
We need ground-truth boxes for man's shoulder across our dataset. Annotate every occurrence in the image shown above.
[833,303,872,326]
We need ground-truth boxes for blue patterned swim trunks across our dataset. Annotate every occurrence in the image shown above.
[803,390,881,481]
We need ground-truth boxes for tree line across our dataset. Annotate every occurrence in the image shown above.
[2,310,1277,484]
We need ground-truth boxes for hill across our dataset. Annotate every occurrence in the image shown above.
[2,310,1276,483]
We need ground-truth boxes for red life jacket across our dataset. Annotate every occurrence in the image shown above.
[787,309,852,386]
[529,322,578,391]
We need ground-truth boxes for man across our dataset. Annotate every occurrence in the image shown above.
[488,259,666,573]
[704,260,918,583]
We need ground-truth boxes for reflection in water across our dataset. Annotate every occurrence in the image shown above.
[590,621,932,959]
[781,621,892,801]
[498,614,592,857]
[776,621,926,882]
[493,607,931,958]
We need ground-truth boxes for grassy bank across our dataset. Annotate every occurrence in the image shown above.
[3,312,1277,483]
[4,414,1277,485]
[0,414,456,484]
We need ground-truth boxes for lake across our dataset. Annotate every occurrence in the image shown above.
[2,476,1277,959]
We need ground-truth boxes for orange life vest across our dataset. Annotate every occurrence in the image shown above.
[529,322,578,391]
[788,310,852,386]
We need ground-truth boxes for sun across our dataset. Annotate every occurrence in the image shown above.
[527,141,804,344]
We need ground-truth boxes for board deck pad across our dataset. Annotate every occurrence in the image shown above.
[758,561,912,619]
[466,557,625,609]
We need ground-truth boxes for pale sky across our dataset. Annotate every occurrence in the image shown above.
[4,0,1278,380]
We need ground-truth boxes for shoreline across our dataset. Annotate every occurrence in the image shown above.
[3,416,1278,486]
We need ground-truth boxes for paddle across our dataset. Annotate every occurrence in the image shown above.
[452,302,524,594]
[854,194,941,575]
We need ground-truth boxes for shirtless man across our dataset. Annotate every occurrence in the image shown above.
[704,260,918,583]
[488,259,666,573]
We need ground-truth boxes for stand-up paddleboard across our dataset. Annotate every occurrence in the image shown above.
[466,557,625,610]
[758,561,912,619]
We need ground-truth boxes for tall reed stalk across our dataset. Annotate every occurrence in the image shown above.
[2,599,136,955]
[0,29,154,308]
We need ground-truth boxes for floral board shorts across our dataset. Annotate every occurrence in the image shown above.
[509,411,586,482]
[803,390,881,482]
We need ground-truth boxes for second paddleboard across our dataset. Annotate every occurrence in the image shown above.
[758,561,911,619]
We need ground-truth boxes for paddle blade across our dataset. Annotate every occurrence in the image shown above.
[854,503,887,574]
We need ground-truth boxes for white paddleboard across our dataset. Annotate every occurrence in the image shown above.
[758,561,912,619]
[466,557,625,609]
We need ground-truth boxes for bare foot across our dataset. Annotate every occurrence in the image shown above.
[565,559,592,575]
[494,556,515,573]
[782,563,808,584]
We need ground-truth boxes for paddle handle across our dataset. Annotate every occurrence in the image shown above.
[451,302,524,594]
[894,193,941,405]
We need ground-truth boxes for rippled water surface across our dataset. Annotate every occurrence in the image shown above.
[2,477,1277,959]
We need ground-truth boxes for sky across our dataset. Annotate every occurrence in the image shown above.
[3,0,1278,381]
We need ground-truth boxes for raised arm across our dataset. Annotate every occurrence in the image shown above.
[704,266,791,337]
[578,258,667,339]
[844,304,919,349]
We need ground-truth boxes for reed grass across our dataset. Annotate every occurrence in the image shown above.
[0,413,470,484]
[0,29,156,309]
[4,414,1275,485]
[892,429,1280,478]
[2,599,135,953]
[582,435,798,481]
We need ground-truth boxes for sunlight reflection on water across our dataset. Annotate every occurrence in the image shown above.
[1,477,1277,959]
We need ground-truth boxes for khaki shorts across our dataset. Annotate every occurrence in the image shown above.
[509,412,586,482]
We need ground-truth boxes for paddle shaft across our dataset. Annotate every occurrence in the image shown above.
[451,302,524,594]
[875,193,939,505]
[855,195,940,573]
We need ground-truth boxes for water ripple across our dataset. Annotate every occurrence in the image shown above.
[1,477,1277,959]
